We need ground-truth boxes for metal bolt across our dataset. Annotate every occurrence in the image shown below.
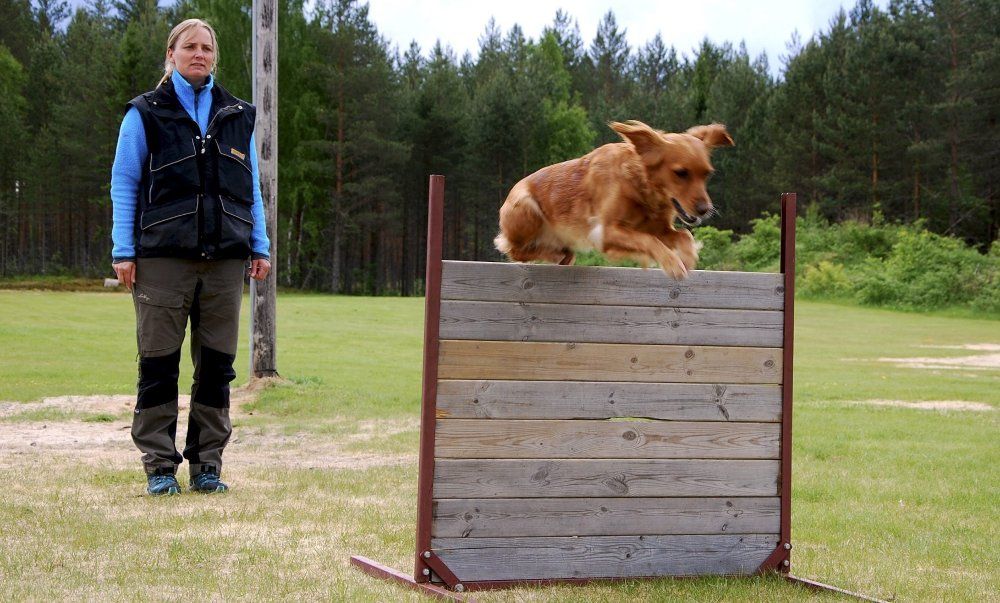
[784,542,792,550]
[782,559,790,567]
[422,569,430,576]
[454,584,465,593]
[423,551,431,559]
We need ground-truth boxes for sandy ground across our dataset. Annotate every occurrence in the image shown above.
[0,386,416,471]
[848,399,994,412]
[877,343,1000,371]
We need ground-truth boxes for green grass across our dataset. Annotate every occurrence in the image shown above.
[0,291,997,600]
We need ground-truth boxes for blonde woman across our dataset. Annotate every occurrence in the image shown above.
[110,19,270,495]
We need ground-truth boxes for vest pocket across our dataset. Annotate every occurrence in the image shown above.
[138,195,200,255]
[215,139,254,203]
[219,195,253,256]
[149,140,200,205]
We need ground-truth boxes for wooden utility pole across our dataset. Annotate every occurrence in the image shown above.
[250,0,278,378]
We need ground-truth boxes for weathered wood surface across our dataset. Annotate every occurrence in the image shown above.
[435,420,780,459]
[431,534,779,580]
[436,381,781,422]
[432,496,780,537]
[441,261,784,310]
[439,301,783,347]
[433,459,780,498]
[438,341,782,383]
[249,0,279,378]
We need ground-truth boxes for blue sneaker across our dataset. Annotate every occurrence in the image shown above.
[146,468,180,496]
[190,467,228,493]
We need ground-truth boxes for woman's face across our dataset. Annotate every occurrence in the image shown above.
[167,26,214,87]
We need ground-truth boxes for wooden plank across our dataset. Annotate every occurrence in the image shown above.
[438,341,782,384]
[431,534,779,580]
[433,459,779,498]
[432,496,780,537]
[436,381,781,422]
[441,261,784,310]
[435,420,780,459]
[439,301,783,347]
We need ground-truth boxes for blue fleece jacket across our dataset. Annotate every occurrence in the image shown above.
[110,70,271,261]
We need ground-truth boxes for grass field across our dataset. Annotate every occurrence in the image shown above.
[0,290,997,601]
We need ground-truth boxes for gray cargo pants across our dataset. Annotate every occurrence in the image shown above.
[131,257,246,477]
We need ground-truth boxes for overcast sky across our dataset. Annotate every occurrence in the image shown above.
[365,0,888,77]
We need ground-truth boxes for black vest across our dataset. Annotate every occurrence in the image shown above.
[128,79,257,260]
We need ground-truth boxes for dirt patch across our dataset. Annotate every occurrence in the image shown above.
[917,344,1000,352]
[849,399,995,412]
[0,394,139,418]
[0,387,416,471]
[877,343,1000,371]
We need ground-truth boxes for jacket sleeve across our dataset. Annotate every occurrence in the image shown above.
[110,106,148,262]
[248,131,272,260]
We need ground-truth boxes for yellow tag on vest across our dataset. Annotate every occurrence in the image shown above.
[230,148,246,161]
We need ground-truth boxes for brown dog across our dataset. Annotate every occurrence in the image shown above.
[494,120,734,279]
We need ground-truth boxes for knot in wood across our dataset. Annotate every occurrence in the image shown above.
[684,349,695,359]
[603,476,629,495]
[764,359,775,368]
[521,279,534,290]
[669,288,681,299]
[775,286,785,295]
[622,430,638,441]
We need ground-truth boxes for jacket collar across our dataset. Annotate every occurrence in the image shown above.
[147,74,241,125]
[170,69,214,119]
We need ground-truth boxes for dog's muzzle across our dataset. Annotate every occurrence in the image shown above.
[672,199,702,226]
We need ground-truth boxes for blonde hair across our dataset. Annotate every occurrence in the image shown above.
[157,18,219,87]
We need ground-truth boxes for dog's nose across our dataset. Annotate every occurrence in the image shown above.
[695,199,712,216]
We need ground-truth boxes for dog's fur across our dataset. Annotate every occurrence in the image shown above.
[494,120,734,279]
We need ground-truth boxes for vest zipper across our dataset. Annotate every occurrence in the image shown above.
[202,103,242,154]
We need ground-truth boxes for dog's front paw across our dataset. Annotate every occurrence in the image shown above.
[675,230,700,271]
[659,251,689,280]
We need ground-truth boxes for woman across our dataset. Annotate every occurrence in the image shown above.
[110,18,271,496]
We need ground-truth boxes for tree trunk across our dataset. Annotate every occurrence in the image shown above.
[946,13,962,230]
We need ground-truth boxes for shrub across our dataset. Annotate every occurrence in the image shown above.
[800,261,852,298]
[733,214,781,272]
[856,229,996,310]
[693,226,737,270]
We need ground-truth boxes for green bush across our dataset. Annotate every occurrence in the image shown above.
[855,229,998,311]
[693,226,737,270]
[732,214,781,272]
[800,260,853,298]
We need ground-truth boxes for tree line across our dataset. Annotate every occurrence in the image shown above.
[0,0,996,294]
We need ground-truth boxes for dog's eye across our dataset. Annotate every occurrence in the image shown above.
[673,168,689,179]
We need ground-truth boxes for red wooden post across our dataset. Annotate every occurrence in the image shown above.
[415,175,445,580]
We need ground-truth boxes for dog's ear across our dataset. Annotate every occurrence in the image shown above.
[685,123,735,148]
[610,120,664,157]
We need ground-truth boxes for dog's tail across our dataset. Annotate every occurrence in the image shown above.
[494,232,511,255]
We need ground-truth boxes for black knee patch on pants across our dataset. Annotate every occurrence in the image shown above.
[192,346,237,408]
[137,349,182,409]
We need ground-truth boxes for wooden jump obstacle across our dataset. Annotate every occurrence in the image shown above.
[352,176,882,601]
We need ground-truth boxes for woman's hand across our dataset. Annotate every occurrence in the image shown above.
[249,258,271,281]
[113,261,136,291]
